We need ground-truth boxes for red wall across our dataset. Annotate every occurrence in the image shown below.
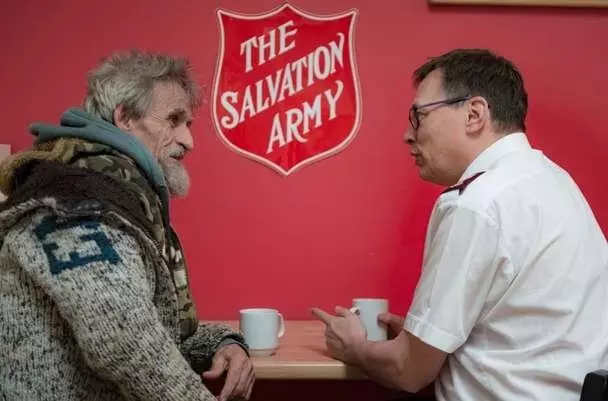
[2,0,607,324]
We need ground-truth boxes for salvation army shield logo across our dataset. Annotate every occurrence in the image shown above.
[212,3,361,175]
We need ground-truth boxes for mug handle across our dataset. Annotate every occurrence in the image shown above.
[277,312,285,338]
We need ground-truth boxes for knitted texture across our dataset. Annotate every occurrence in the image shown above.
[0,142,245,401]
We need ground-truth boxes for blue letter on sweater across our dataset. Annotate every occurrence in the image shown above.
[35,216,121,275]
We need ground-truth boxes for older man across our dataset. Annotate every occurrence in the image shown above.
[313,49,608,401]
[0,50,254,401]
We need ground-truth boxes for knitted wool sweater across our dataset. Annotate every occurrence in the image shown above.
[0,109,246,401]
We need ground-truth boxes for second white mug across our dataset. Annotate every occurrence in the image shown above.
[350,298,389,341]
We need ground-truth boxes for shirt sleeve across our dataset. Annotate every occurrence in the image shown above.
[404,204,504,353]
[9,212,216,401]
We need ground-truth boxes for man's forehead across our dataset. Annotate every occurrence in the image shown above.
[413,71,444,105]
[149,82,193,115]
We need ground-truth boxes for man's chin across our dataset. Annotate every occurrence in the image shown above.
[418,165,430,180]
[167,176,190,198]
[418,167,440,185]
[160,161,191,198]
[169,186,189,198]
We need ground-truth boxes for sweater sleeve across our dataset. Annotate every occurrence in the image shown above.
[9,212,217,401]
[180,322,249,374]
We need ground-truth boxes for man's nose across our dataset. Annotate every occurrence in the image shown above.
[405,127,416,145]
[176,125,194,151]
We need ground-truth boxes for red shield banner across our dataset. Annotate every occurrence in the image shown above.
[212,3,361,175]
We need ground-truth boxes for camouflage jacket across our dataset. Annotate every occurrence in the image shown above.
[0,133,245,401]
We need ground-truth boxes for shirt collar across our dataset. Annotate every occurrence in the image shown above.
[457,132,530,184]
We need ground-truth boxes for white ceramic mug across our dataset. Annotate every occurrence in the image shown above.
[239,308,285,356]
[350,298,389,341]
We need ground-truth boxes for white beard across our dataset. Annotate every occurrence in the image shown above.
[159,156,190,197]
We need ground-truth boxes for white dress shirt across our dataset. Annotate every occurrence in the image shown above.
[405,133,608,401]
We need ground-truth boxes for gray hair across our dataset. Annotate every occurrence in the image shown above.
[83,49,201,122]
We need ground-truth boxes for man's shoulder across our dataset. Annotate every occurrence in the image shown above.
[4,208,144,278]
[3,159,158,241]
[439,151,550,213]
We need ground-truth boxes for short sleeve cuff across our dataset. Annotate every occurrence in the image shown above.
[404,313,464,353]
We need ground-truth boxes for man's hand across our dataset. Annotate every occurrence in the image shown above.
[310,306,367,364]
[377,312,405,340]
[202,344,254,401]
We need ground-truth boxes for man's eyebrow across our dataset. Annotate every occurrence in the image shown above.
[168,109,188,119]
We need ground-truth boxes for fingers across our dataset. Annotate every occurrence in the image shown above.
[244,366,255,399]
[377,312,404,326]
[326,335,341,351]
[334,305,355,317]
[202,355,227,379]
[219,358,241,401]
[377,312,405,339]
[232,360,253,399]
[310,307,333,324]
[246,376,254,399]
[238,362,254,399]
[377,312,394,324]
[312,306,357,323]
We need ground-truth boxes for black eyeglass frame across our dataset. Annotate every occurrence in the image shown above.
[408,95,471,131]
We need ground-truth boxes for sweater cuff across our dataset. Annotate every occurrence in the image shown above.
[217,337,250,357]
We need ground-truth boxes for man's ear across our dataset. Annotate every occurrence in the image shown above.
[465,96,490,135]
[113,105,133,132]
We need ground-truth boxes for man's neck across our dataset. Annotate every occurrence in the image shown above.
[453,130,506,184]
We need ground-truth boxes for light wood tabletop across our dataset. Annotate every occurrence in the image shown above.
[207,320,367,380]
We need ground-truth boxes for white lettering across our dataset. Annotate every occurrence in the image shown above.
[257,29,276,66]
[285,108,307,145]
[302,95,322,133]
[266,69,282,105]
[255,78,270,114]
[329,33,345,73]
[267,113,286,154]
[313,46,331,80]
[239,19,298,73]
[278,20,297,55]
[220,91,239,129]
[239,87,256,123]
[291,56,307,92]
[306,52,315,86]
[324,80,343,120]
[265,81,344,154]
[239,37,258,73]
[278,64,296,102]
[221,31,347,131]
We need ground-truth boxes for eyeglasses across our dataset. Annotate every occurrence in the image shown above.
[408,95,471,131]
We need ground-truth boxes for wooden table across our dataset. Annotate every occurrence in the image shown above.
[209,320,366,380]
